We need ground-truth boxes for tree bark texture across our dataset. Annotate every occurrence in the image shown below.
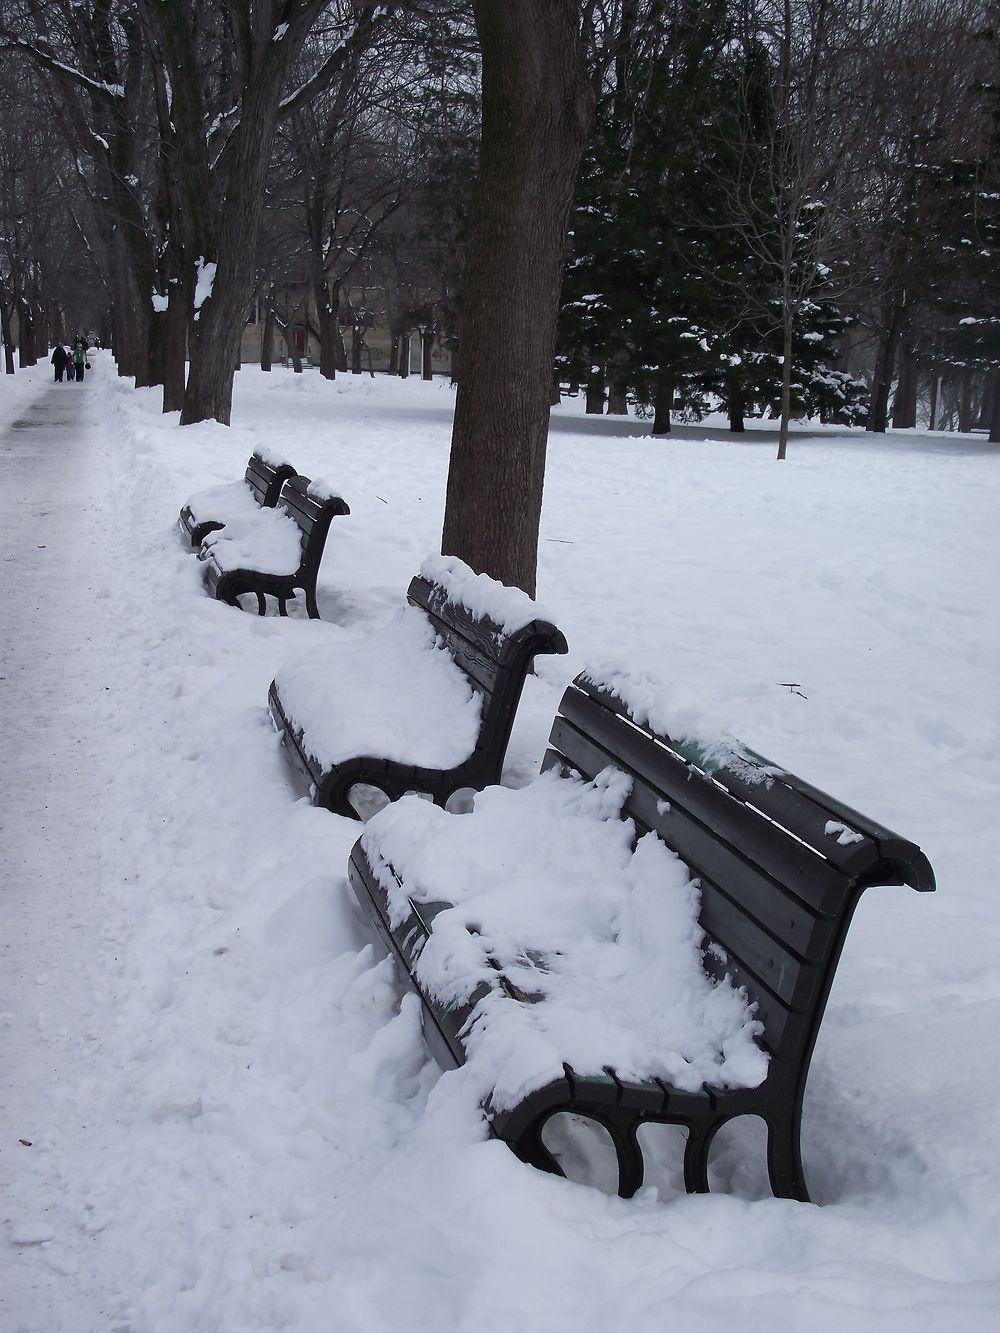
[261,304,275,372]
[777,313,793,460]
[440,0,592,596]
[891,342,918,429]
[989,372,1000,444]
[868,302,906,433]
[585,367,606,414]
[652,371,673,435]
[422,329,434,380]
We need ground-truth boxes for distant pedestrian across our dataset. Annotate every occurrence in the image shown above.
[72,342,86,382]
[51,343,69,382]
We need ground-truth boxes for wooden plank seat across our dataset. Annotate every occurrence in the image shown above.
[178,451,297,547]
[348,670,935,1203]
[199,474,349,618]
[267,561,569,817]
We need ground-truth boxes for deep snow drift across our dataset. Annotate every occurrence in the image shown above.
[1,356,998,1333]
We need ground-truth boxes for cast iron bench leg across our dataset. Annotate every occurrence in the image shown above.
[765,1110,810,1202]
[682,1120,721,1193]
[255,591,267,616]
[306,588,320,619]
[612,1119,646,1198]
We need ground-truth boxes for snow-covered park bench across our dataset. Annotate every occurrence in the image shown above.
[199,474,349,618]
[178,450,297,547]
[348,669,935,1203]
[267,557,568,817]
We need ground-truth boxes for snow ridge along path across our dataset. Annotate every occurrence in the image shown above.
[1,354,998,1332]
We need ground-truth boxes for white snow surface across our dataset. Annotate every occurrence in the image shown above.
[361,769,769,1107]
[274,604,482,769]
[2,356,999,1332]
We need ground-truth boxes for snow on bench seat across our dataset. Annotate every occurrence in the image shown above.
[201,505,305,576]
[274,605,484,771]
[360,767,769,1112]
[267,557,568,815]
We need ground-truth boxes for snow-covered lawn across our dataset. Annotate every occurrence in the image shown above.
[2,355,998,1332]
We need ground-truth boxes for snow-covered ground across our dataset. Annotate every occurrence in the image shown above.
[1,354,998,1333]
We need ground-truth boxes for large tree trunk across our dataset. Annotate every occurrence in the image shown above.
[989,372,1000,444]
[316,280,339,380]
[726,368,745,433]
[1,303,15,374]
[422,328,434,381]
[161,265,194,412]
[441,0,592,596]
[585,366,606,414]
[261,303,275,372]
[891,341,918,428]
[652,370,673,435]
[868,301,906,433]
[958,371,975,433]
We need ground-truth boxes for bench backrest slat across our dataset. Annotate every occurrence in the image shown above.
[406,575,568,764]
[277,476,350,575]
[245,454,295,508]
[547,705,851,916]
[544,675,935,1072]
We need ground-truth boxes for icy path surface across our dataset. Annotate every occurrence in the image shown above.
[0,379,120,1326]
[1,357,999,1332]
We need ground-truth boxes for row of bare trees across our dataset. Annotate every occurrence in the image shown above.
[0,0,468,423]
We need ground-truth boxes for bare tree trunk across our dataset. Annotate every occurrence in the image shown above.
[958,371,974,433]
[891,342,918,428]
[399,333,411,378]
[351,323,363,374]
[607,380,628,415]
[928,374,940,430]
[316,280,338,380]
[2,303,15,374]
[18,304,36,367]
[161,271,193,412]
[261,304,275,372]
[422,328,434,380]
[388,333,400,375]
[652,371,673,435]
[868,303,906,433]
[440,0,591,595]
[726,369,745,432]
[585,366,606,414]
[776,317,793,460]
[989,372,1000,444]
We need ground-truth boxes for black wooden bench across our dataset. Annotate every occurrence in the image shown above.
[179,451,297,547]
[199,474,349,618]
[268,571,568,817]
[348,670,935,1203]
